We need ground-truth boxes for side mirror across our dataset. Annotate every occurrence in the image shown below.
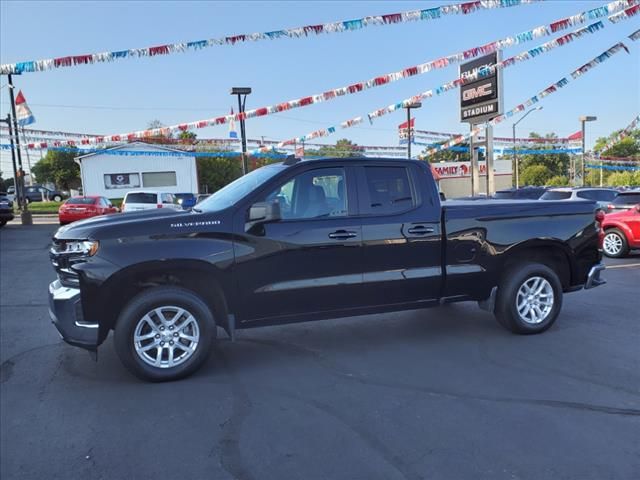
[248,201,281,223]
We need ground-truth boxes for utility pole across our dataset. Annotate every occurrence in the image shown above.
[231,87,251,175]
[579,116,597,186]
[403,103,421,159]
[7,73,31,224]
[0,114,20,205]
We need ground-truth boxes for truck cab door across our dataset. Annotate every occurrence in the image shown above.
[232,165,363,323]
[355,162,442,307]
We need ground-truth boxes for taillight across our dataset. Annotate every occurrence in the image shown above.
[157,204,163,208]
[606,204,614,211]
[595,210,605,249]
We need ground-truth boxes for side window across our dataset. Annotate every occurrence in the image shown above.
[362,166,415,215]
[259,167,347,220]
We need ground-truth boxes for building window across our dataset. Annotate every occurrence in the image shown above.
[142,171,177,188]
[104,173,140,189]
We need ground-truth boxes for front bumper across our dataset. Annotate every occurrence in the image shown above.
[48,280,98,349]
[585,263,606,289]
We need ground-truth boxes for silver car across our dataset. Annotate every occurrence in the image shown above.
[540,187,618,210]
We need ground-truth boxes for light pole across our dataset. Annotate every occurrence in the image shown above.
[230,87,252,175]
[579,115,597,187]
[404,102,421,159]
[512,106,543,188]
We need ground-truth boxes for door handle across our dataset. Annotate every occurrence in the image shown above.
[407,225,435,235]
[328,230,358,240]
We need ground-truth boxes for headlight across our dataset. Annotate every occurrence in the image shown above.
[53,240,100,256]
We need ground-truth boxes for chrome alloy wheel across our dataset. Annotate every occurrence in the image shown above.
[133,306,200,368]
[516,276,554,325]
[603,232,623,256]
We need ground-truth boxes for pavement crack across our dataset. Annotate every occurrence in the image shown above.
[245,337,640,418]
[211,349,255,480]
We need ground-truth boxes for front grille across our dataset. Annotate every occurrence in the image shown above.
[50,239,84,287]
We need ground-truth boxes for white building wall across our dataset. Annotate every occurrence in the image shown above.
[432,160,513,198]
[79,144,198,199]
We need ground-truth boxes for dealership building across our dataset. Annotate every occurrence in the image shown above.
[75,142,198,199]
[434,159,513,198]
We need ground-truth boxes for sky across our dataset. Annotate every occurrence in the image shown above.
[1,0,639,174]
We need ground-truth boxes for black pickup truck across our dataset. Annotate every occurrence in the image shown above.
[49,157,606,381]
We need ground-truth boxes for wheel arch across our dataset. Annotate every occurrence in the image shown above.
[91,259,232,341]
[500,239,574,290]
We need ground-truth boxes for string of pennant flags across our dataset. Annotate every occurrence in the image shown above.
[276,19,638,147]
[419,42,633,158]
[5,0,636,151]
[594,114,640,154]
[0,0,545,75]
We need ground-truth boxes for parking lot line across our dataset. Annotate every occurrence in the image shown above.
[606,263,640,270]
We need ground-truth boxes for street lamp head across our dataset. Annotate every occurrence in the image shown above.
[534,106,543,111]
[405,102,422,109]
[579,115,597,122]
[231,87,252,95]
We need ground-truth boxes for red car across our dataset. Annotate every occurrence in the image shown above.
[58,196,119,225]
[602,204,640,258]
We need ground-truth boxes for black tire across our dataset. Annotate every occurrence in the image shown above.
[602,228,629,258]
[114,286,217,382]
[53,195,63,202]
[494,262,563,335]
[0,220,6,228]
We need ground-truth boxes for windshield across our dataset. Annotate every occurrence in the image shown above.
[196,164,287,212]
[540,191,572,200]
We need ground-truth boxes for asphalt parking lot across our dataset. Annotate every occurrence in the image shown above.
[1,223,639,480]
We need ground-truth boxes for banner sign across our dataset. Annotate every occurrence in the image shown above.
[459,52,503,123]
[15,91,36,126]
[432,160,512,178]
[0,0,543,75]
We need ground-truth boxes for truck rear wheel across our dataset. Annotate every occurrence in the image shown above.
[494,263,563,335]
[114,286,216,381]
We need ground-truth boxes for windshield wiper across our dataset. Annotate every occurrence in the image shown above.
[192,207,203,213]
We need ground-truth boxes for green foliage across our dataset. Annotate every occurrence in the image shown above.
[517,132,570,178]
[31,149,80,189]
[197,156,243,193]
[546,175,569,186]
[307,139,365,158]
[520,164,552,186]
[606,171,640,187]
[178,131,197,141]
[594,129,640,158]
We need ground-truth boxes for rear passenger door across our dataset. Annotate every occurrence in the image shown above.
[356,163,442,307]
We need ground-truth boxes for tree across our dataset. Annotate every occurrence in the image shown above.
[520,164,552,186]
[312,139,365,158]
[546,175,569,186]
[196,156,243,193]
[517,132,570,178]
[144,120,174,144]
[606,171,640,187]
[178,131,197,142]
[594,129,640,158]
[31,149,80,189]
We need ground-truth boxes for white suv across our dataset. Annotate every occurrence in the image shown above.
[122,191,182,213]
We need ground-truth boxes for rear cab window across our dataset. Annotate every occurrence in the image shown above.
[360,166,417,215]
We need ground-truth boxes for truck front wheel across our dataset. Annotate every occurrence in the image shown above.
[114,287,217,381]
[494,263,563,335]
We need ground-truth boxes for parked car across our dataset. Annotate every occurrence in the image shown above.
[0,192,14,227]
[49,157,605,381]
[174,193,198,209]
[540,187,618,210]
[604,191,640,214]
[121,191,182,213]
[58,196,119,225]
[601,204,640,258]
[493,186,547,200]
[24,184,67,203]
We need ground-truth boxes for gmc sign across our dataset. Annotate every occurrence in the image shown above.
[459,52,502,123]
